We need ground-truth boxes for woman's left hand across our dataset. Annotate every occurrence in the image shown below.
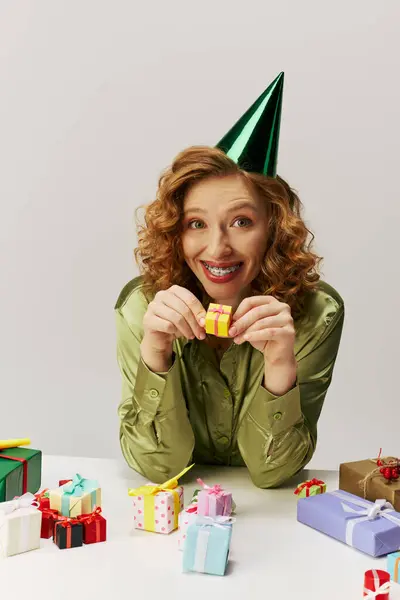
[229,296,296,365]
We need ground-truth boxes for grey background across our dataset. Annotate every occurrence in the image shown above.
[1,0,399,468]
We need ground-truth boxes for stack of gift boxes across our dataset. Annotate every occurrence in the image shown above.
[128,465,235,575]
[0,443,106,557]
[294,449,400,597]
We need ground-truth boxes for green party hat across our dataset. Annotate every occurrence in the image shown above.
[216,72,284,177]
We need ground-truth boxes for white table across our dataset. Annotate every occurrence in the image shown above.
[2,455,400,599]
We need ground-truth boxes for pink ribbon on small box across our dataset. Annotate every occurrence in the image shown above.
[209,305,230,335]
[196,478,232,517]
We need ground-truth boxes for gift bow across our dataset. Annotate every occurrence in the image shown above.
[196,515,235,529]
[197,478,227,497]
[77,506,102,525]
[0,492,39,516]
[294,478,325,495]
[62,474,98,497]
[331,491,400,547]
[35,489,49,502]
[128,464,194,498]
[363,581,391,599]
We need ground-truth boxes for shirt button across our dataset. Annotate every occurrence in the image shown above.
[219,436,230,445]
[149,389,159,399]
[273,411,282,421]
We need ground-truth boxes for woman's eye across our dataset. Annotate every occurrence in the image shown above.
[233,217,252,228]
[188,220,205,230]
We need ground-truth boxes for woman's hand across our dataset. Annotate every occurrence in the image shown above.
[141,286,206,371]
[229,296,296,366]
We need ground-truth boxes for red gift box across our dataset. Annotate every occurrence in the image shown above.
[77,507,106,544]
[40,508,59,539]
[35,488,50,510]
[363,569,390,600]
[59,479,72,486]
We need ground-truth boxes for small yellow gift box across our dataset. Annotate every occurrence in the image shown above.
[205,304,232,338]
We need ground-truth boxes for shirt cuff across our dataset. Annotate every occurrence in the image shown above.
[247,382,303,435]
[133,354,180,418]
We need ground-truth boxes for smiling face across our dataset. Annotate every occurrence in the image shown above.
[181,175,269,308]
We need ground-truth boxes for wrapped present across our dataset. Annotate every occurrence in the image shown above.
[297,489,400,557]
[182,515,234,575]
[0,447,42,502]
[191,488,237,513]
[387,551,400,583]
[77,507,106,544]
[0,492,42,558]
[339,452,400,512]
[128,465,193,534]
[53,517,83,550]
[363,569,391,599]
[40,507,59,539]
[196,478,232,517]
[205,304,232,338]
[294,478,326,498]
[178,504,198,550]
[35,488,50,510]
[50,473,101,517]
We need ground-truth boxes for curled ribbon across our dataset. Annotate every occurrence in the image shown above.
[128,464,194,531]
[209,305,230,336]
[197,478,225,497]
[294,478,325,496]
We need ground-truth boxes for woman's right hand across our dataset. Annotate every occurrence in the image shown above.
[141,285,207,371]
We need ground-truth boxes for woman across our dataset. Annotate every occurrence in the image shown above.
[115,74,344,488]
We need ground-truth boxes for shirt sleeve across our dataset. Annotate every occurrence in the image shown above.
[115,293,195,483]
[237,302,345,488]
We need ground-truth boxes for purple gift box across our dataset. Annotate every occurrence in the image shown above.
[196,478,232,517]
[297,489,400,557]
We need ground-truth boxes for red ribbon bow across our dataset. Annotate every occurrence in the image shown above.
[295,478,325,496]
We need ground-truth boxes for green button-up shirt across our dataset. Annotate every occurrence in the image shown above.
[115,277,344,488]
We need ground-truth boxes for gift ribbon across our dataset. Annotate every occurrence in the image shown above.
[331,491,400,547]
[192,516,235,573]
[35,488,49,505]
[294,478,325,497]
[0,452,28,494]
[77,506,103,542]
[60,473,99,516]
[209,305,230,335]
[364,569,391,599]
[128,464,194,532]
[54,516,80,548]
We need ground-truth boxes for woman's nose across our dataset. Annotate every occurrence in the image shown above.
[207,228,232,258]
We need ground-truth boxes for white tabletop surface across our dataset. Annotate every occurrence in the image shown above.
[1,454,400,599]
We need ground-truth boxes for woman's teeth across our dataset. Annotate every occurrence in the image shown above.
[203,262,242,276]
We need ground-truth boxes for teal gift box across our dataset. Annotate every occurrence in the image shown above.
[49,474,101,517]
[182,516,233,576]
[387,551,400,583]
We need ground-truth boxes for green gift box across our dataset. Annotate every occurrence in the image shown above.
[0,447,42,502]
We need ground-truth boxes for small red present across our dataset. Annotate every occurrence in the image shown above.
[35,488,50,510]
[40,508,59,539]
[77,507,106,544]
[58,479,72,487]
[363,569,390,600]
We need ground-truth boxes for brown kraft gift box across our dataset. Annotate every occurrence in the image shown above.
[339,458,400,512]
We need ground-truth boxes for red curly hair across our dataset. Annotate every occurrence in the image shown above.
[134,146,321,318]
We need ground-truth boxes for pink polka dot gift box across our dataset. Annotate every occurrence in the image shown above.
[128,465,192,534]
